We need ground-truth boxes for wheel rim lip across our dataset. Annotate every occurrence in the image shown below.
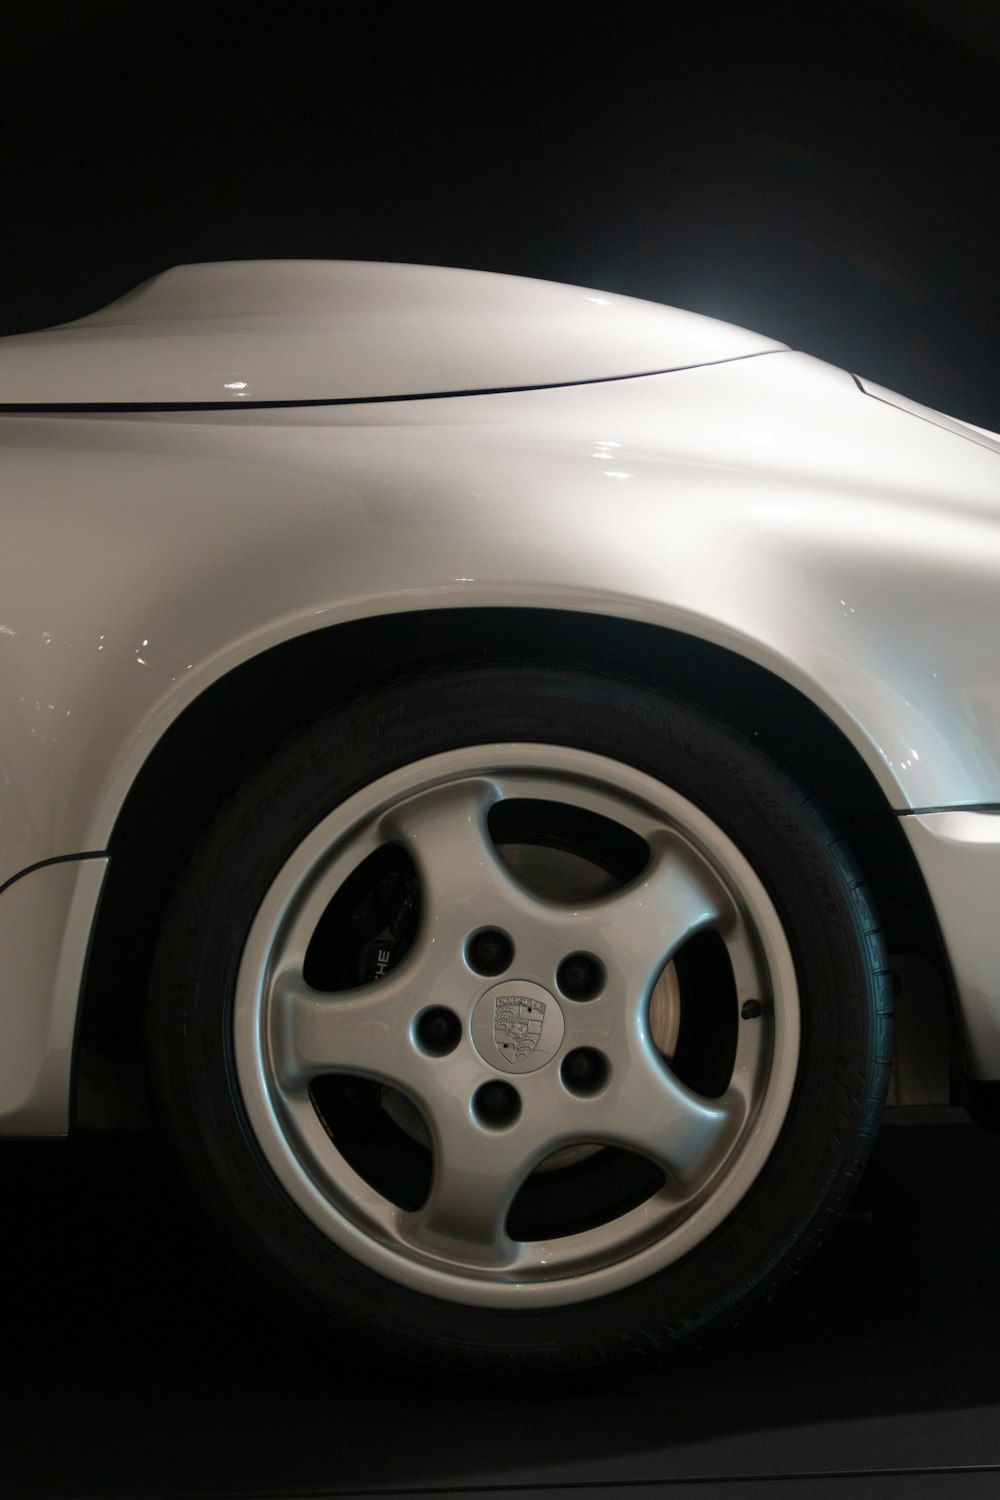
[233,742,801,1309]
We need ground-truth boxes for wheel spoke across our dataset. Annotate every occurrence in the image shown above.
[591,833,728,1001]
[590,1049,733,1190]
[273,969,419,1087]
[401,1098,542,1267]
[380,776,510,916]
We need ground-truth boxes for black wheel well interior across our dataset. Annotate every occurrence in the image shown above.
[74,606,949,1130]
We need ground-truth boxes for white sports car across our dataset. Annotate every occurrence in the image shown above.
[2,260,997,1371]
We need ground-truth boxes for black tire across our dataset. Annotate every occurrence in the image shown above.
[148,664,892,1373]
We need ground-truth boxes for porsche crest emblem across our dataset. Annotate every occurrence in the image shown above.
[493,993,546,1061]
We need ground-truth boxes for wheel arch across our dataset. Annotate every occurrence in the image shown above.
[73,605,951,1130]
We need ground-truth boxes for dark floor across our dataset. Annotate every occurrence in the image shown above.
[2,1110,999,1499]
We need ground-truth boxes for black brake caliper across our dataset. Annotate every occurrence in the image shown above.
[302,843,420,993]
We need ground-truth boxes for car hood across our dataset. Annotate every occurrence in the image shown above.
[0,260,786,406]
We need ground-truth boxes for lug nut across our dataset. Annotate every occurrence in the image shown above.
[473,1080,521,1127]
[415,1006,462,1056]
[561,1047,609,1096]
[467,927,514,976]
[556,952,605,1001]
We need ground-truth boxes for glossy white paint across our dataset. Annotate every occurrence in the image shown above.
[0,260,784,404]
[2,261,1000,1132]
[902,812,1000,1078]
[0,857,107,1131]
[857,376,1000,457]
[4,347,1000,892]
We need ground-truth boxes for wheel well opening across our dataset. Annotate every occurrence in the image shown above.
[73,607,952,1131]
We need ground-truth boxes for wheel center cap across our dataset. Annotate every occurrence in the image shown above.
[471,980,564,1074]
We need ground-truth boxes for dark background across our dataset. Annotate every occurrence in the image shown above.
[2,0,999,426]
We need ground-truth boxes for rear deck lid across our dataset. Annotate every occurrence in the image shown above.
[0,260,786,406]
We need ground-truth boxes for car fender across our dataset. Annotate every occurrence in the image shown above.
[1,349,1000,896]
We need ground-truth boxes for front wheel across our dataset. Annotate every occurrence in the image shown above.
[149,665,891,1371]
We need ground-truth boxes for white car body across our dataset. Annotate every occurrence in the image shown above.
[1,259,998,1141]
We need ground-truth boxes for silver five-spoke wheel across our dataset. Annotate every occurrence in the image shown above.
[235,745,800,1304]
